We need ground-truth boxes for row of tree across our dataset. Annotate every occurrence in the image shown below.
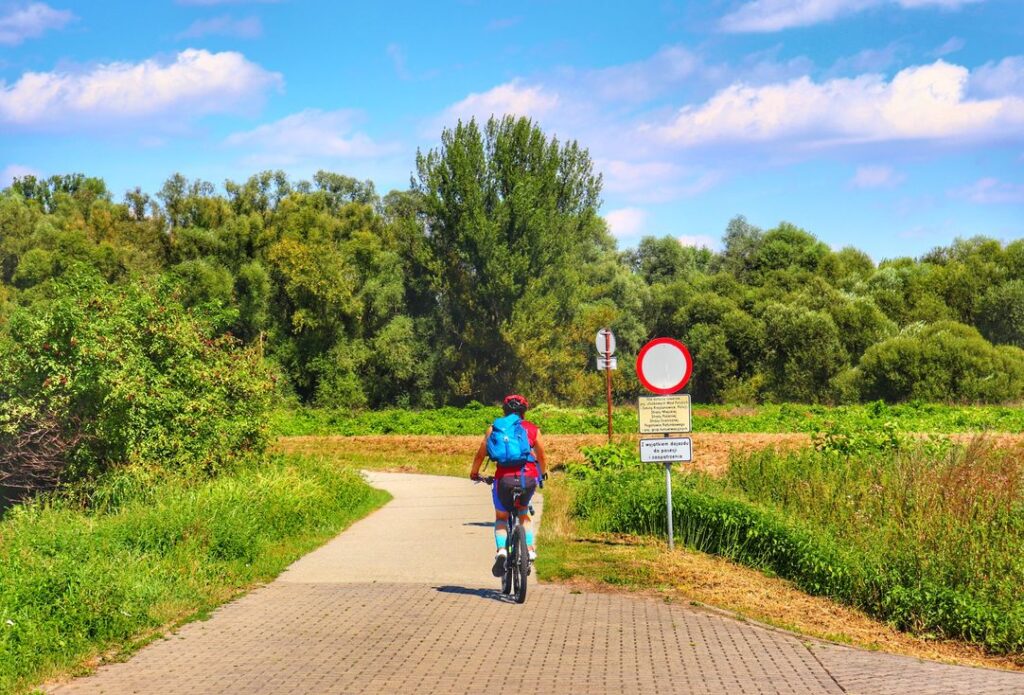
[3,116,1024,408]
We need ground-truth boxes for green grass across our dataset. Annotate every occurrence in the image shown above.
[270,401,1024,437]
[0,455,389,694]
[566,440,1024,655]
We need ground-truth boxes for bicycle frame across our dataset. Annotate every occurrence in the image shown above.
[478,475,536,603]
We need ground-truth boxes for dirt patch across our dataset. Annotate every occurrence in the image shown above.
[275,432,811,477]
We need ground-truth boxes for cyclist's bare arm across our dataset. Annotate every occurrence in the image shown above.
[534,431,547,476]
[470,426,493,479]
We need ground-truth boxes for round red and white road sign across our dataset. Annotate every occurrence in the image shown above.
[636,337,692,394]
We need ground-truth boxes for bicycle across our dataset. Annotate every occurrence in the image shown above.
[477,475,542,604]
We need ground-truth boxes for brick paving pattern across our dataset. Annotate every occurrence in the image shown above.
[47,473,1024,694]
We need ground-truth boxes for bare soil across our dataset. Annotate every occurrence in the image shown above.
[275,432,812,476]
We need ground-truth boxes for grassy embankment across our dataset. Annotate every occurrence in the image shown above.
[0,456,389,694]
[550,436,1024,667]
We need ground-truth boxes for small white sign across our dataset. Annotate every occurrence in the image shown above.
[597,356,618,370]
[639,437,692,463]
[595,328,617,356]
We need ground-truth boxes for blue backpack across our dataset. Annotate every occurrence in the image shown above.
[487,413,534,466]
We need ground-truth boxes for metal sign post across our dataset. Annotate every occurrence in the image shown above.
[665,463,674,550]
[635,337,694,550]
[639,435,692,551]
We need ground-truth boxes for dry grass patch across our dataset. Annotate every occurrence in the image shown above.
[275,432,811,478]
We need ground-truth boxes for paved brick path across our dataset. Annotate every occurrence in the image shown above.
[48,473,1024,694]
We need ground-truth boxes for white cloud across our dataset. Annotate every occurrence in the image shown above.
[678,234,718,249]
[585,46,701,103]
[933,37,965,57]
[0,2,73,45]
[1,163,40,187]
[720,0,984,33]
[600,159,682,196]
[950,177,1024,204]
[652,60,1024,148]
[851,165,906,188]
[0,49,282,130]
[970,56,1024,98]
[829,44,903,75]
[176,15,262,39]
[604,208,648,238]
[387,43,410,81]
[441,80,559,125]
[600,159,727,203]
[224,109,400,165]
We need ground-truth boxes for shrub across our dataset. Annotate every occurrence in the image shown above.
[858,321,1024,403]
[0,267,273,500]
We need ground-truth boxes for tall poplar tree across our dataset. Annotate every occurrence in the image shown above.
[413,115,605,402]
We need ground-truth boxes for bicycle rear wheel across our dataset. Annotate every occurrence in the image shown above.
[501,523,514,595]
[513,525,528,604]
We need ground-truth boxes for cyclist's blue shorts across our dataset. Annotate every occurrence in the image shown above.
[492,475,537,514]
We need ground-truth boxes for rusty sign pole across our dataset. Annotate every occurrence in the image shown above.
[605,331,613,443]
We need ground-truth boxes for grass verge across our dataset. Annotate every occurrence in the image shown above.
[0,455,390,694]
[536,472,1024,672]
[560,439,1024,661]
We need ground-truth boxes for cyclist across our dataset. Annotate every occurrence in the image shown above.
[470,394,547,577]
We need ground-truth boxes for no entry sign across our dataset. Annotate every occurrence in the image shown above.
[636,337,692,395]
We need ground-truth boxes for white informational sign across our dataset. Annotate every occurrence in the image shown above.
[639,437,692,463]
[595,328,617,355]
[596,356,618,370]
[636,337,692,395]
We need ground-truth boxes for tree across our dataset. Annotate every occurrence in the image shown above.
[625,236,709,285]
[762,303,849,403]
[713,215,763,279]
[413,115,604,402]
[858,321,1024,403]
[977,280,1024,348]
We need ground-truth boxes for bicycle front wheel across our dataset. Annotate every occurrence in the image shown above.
[513,525,528,604]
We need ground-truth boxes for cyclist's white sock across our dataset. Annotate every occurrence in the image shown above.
[494,521,507,551]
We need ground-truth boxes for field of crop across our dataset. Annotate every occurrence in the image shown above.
[270,401,1024,437]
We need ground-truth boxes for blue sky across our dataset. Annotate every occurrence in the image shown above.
[1,0,1022,260]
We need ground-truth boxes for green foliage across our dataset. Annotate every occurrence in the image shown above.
[413,115,606,403]
[0,455,389,693]
[762,303,849,402]
[569,441,1024,654]
[270,401,1024,437]
[977,280,1024,348]
[858,321,1024,403]
[0,268,272,492]
[4,141,1024,409]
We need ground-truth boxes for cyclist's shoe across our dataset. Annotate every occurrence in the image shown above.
[492,550,507,577]
[528,548,537,562]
